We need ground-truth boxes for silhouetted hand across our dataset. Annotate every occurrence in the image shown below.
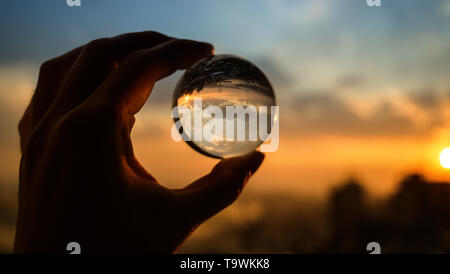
[15,31,264,253]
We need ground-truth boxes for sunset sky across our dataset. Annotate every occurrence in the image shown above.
[1,0,450,198]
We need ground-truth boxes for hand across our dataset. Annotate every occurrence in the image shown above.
[15,31,265,253]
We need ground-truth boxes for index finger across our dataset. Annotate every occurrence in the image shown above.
[91,38,214,115]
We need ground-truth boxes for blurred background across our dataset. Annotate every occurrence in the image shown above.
[1,0,450,253]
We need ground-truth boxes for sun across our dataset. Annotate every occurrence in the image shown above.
[440,148,450,169]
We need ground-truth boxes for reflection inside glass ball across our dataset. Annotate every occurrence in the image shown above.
[172,54,276,159]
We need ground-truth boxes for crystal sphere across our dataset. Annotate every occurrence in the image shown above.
[172,54,276,159]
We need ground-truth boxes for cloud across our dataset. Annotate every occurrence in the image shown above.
[253,55,294,92]
[335,74,365,90]
[440,0,450,16]
[264,0,333,25]
[408,87,450,109]
[288,87,450,137]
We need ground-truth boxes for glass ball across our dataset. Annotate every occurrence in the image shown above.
[172,54,276,159]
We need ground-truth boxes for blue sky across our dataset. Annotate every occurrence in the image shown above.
[1,0,449,94]
[1,1,449,64]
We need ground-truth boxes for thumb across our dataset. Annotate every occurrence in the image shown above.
[177,151,265,225]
